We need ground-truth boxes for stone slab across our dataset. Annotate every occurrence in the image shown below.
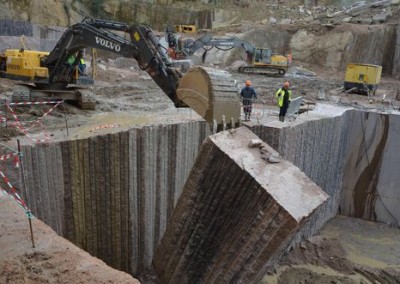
[153,126,328,283]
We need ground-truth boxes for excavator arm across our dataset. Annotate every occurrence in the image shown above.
[43,18,186,107]
[181,32,286,76]
[182,34,256,63]
[5,18,241,129]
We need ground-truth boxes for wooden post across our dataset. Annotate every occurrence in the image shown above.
[17,139,35,248]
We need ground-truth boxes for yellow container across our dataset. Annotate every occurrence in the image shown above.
[175,25,197,33]
[344,63,382,94]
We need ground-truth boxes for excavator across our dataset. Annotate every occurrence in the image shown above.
[169,32,290,77]
[0,18,240,130]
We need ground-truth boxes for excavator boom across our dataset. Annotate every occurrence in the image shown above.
[0,18,241,129]
[43,18,185,107]
[181,33,288,76]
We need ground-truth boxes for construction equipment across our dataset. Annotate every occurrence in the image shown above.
[175,24,197,34]
[0,18,240,129]
[165,25,196,60]
[344,63,382,95]
[180,33,290,76]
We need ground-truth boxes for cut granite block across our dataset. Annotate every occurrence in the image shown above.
[153,126,329,283]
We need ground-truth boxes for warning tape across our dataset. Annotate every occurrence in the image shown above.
[25,101,63,132]
[0,152,19,161]
[5,101,63,143]
[89,124,120,132]
[0,170,28,210]
[8,100,62,106]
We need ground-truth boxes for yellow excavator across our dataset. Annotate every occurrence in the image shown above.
[0,18,240,130]
[166,32,290,76]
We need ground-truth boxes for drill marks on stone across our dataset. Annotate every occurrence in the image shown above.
[154,127,328,283]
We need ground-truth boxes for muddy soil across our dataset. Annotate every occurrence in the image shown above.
[1,56,399,144]
[263,216,400,284]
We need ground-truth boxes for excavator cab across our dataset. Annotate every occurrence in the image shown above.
[253,48,272,65]
[1,18,241,130]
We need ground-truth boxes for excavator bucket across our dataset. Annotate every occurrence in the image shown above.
[177,67,241,131]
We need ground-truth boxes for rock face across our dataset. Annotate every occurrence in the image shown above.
[0,0,88,26]
[341,111,400,224]
[153,127,328,283]
[204,22,400,76]
[251,109,350,246]
[0,19,66,52]
[19,122,209,276]
[13,105,400,281]
[252,107,400,228]
[1,2,400,75]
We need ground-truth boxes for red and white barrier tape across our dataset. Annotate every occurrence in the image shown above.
[8,100,62,106]
[89,124,120,132]
[5,102,63,143]
[0,170,28,210]
[25,101,63,132]
[0,152,18,161]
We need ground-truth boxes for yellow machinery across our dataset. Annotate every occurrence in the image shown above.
[0,49,49,80]
[239,47,289,76]
[175,25,197,33]
[270,53,290,67]
[0,18,241,128]
[344,63,382,95]
[180,34,290,76]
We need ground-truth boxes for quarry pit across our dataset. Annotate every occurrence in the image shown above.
[1,3,400,283]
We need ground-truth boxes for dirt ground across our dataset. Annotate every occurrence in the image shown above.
[1,34,400,284]
[0,192,139,283]
[263,216,400,284]
[1,56,399,144]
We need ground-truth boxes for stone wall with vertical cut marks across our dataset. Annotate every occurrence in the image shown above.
[20,121,209,276]
[17,108,400,280]
[251,108,400,230]
[153,127,328,283]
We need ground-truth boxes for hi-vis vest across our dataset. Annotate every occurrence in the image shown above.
[275,88,292,107]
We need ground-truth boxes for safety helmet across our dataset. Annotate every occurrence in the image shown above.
[245,80,251,86]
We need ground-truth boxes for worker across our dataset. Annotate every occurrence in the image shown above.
[78,58,86,75]
[240,80,257,121]
[66,54,76,66]
[66,52,86,75]
[275,81,292,122]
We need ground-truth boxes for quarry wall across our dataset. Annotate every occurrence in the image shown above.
[20,122,209,275]
[251,113,350,244]
[252,109,400,229]
[153,127,328,283]
[340,111,400,225]
[1,19,400,76]
[17,108,400,279]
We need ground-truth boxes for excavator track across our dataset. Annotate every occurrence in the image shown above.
[238,66,286,77]
[11,84,96,110]
[177,67,241,131]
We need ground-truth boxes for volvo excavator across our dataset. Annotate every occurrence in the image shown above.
[169,32,290,77]
[0,18,240,129]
